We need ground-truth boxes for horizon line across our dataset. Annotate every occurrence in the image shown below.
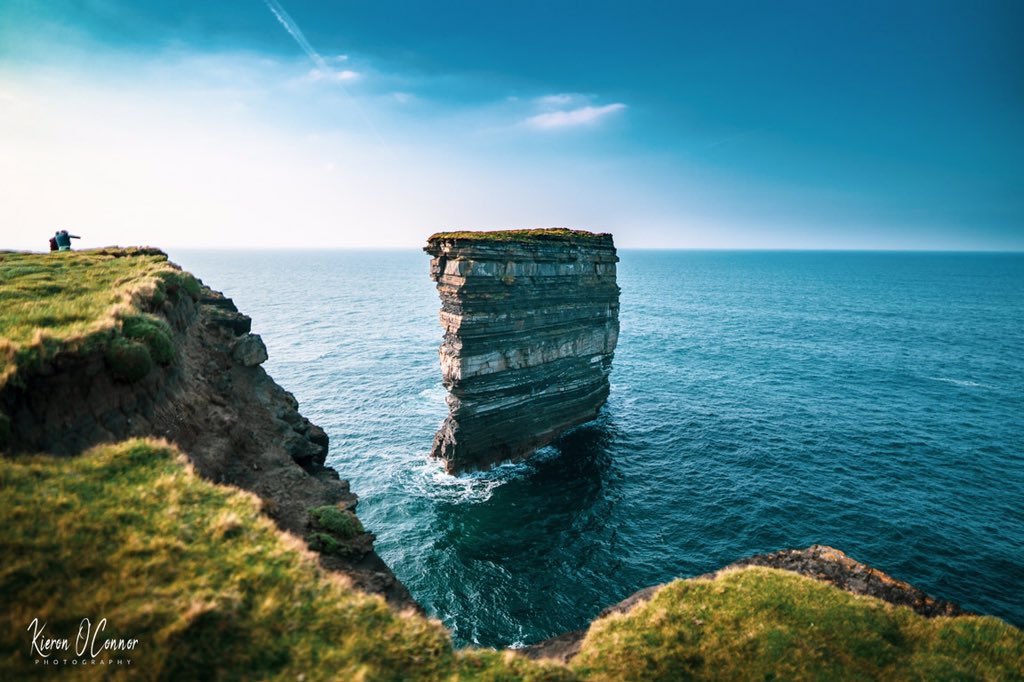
[4,246,1024,255]
[161,245,1024,254]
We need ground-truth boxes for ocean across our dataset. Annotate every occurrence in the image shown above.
[170,249,1024,646]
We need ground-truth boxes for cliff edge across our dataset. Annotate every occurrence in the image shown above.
[425,228,620,472]
[0,248,413,608]
[520,545,970,663]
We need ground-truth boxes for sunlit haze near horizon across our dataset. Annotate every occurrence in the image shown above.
[1,1,1021,251]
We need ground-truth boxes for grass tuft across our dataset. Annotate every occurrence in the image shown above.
[120,313,174,365]
[104,337,153,382]
[310,504,363,538]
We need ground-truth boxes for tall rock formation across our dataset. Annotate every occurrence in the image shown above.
[425,228,619,472]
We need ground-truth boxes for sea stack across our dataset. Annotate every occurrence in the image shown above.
[425,228,620,472]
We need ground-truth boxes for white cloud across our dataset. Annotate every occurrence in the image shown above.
[308,68,359,82]
[0,57,644,251]
[392,91,414,104]
[536,93,577,106]
[524,103,626,130]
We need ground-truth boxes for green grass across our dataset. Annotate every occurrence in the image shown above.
[104,337,154,382]
[0,248,198,388]
[1,441,1020,680]
[120,314,174,365]
[309,505,364,538]
[0,440,575,681]
[306,504,368,557]
[570,567,1024,681]
[427,229,609,244]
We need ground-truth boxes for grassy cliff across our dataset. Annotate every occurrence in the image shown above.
[0,440,571,681]
[1,249,1021,680]
[2,440,1021,680]
[0,248,199,389]
[572,569,1023,680]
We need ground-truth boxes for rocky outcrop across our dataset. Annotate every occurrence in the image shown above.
[425,229,619,472]
[520,545,969,662]
[0,251,415,610]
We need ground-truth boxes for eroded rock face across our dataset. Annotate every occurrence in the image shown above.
[425,229,619,472]
[232,333,269,367]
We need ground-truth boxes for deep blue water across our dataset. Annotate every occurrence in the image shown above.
[171,249,1024,645]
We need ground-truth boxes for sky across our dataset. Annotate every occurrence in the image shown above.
[1,0,1022,250]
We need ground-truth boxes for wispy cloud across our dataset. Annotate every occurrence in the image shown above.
[263,0,390,154]
[524,103,627,130]
[308,68,359,82]
[264,2,360,84]
[263,0,329,72]
[536,93,578,106]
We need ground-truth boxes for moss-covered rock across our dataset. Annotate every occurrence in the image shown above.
[104,337,152,382]
[310,504,363,538]
[306,504,366,557]
[120,313,174,365]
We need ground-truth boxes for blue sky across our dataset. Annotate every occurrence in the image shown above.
[1,0,1021,249]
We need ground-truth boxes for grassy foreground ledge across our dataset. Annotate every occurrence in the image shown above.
[0,440,572,681]
[572,569,1023,681]
[2,440,1022,680]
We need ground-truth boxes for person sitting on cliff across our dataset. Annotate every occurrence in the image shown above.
[54,230,80,251]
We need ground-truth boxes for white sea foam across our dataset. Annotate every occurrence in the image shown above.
[408,453,536,503]
[930,376,985,388]
[418,384,448,402]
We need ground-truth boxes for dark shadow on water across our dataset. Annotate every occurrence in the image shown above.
[420,410,635,646]
[527,414,619,490]
[430,412,622,564]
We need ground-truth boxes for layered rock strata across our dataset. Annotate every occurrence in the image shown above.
[425,229,619,472]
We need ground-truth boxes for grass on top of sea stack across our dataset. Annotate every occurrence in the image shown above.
[0,248,199,388]
[570,567,1024,681]
[426,228,610,244]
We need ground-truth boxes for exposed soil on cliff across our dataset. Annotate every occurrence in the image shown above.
[521,544,968,662]
[0,265,416,610]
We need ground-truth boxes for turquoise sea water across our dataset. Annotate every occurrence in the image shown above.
[171,249,1024,645]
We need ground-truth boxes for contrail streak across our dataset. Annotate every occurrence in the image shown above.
[264,0,329,72]
[262,0,392,156]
